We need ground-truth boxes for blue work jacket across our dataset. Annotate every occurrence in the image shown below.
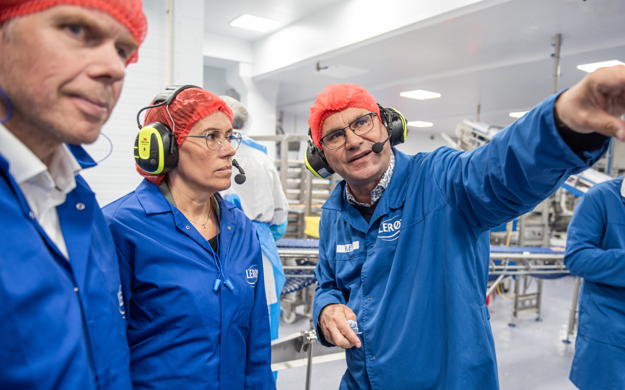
[103,179,275,390]
[564,177,625,390]
[0,146,132,390]
[313,94,609,390]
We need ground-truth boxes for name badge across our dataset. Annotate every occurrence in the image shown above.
[337,241,360,253]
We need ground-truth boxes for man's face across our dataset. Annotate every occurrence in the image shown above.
[320,107,392,190]
[0,5,138,145]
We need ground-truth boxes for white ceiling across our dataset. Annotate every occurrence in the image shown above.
[204,0,625,134]
[204,0,343,40]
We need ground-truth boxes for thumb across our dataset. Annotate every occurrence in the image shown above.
[585,110,625,141]
[344,306,357,321]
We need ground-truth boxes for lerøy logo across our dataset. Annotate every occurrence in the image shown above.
[117,284,126,319]
[378,215,401,241]
[246,265,259,287]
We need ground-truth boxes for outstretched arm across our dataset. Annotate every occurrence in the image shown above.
[432,66,625,231]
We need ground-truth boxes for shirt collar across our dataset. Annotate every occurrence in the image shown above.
[346,150,395,207]
[0,123,81,190]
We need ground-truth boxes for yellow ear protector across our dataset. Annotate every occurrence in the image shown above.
[134,85,201,174]
[305,104,408,179]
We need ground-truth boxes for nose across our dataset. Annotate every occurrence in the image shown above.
[220,139,237,158]
[344,128,364,150]
[88,41,126,85]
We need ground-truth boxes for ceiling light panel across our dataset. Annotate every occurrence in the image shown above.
[509,112,528,118]
[230,14,280,33]
[408,121,434,128]
[577,60,625,73]
[400,90,442,100]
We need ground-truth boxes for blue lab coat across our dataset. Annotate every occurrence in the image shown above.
[313,94,609,390]
[0,146,132,390]
[564,177,625,390]
[103,179,275,390]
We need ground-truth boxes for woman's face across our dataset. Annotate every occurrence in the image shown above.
[174,110,236,193]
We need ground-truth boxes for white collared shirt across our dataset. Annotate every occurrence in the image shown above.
[0,123,82,259]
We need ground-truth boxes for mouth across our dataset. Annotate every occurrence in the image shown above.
[69,94,110,118]
[348,150,372,163]
[216,165,232,173]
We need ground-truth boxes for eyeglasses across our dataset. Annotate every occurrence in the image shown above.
[185,130,242,151]
[320,113,376,150]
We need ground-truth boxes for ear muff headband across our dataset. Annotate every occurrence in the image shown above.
[305,129,335,179]
[134,85,200,174]
[377,104,407,147]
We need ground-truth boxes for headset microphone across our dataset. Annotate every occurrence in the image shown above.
[232,159,246,184]
[372,134,391,154]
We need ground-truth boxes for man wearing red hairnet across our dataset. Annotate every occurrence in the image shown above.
[309,66,625,390]
[0,1,146,389]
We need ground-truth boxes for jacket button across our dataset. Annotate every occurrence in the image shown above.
[228,226,231,230]
[76,203,85,210]
[370,357,375,361]
[370,244,374,248]
[29,211,35,219]
[74,287,79,292]
[186,226,190,229]
[367,297,372,301]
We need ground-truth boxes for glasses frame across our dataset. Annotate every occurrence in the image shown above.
[185,130,242,151]
[320,113,377,150]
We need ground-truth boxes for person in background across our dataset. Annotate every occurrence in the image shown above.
[309,64,625,390]
[0,1,146,389]
[564,176,625,390]
[103,87,275,390]
[220,96,289,352]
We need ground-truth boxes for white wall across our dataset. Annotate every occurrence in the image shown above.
[204,66,228,95]
[82,0,205,206]
[396,131,449,155]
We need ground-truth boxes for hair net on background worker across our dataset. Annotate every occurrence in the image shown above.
[220,95,252,133]
[0,0,147,64]
[136,88,234,185]
[308,83,382,148]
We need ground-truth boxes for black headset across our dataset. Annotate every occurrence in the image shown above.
[305,104,408,179]
[134,85,199,175]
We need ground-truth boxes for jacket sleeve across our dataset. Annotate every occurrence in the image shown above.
[312,215,346,347]
[564,190,625,287]
[431,93,609,232]
[244,232,276,390]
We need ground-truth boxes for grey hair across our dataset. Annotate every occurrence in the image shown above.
[220,95,249,131]
[1,18,17,42]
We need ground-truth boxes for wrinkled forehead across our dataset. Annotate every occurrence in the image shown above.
[188,110,233,135]
[0,1,145,62]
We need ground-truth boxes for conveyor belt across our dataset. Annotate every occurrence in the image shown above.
[277,239,568,278]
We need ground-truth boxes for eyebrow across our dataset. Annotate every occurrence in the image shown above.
[52,11,138,52]
[201,127,234,134]
[324,113,372,136]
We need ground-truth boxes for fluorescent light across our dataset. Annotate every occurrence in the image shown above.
[400,90,441,100]
[408,121,434,128]
[577,60,625,73]
[230,14,280,32]
[509,111,528,119]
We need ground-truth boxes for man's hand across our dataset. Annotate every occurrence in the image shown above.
[555,65,625,141]
[318,304,361,349]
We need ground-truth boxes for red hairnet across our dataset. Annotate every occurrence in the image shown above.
[0,0,147,64]
[308,84,381,148]
[136,88,234,185]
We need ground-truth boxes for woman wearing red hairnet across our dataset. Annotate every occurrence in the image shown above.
[102,87,275,390]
